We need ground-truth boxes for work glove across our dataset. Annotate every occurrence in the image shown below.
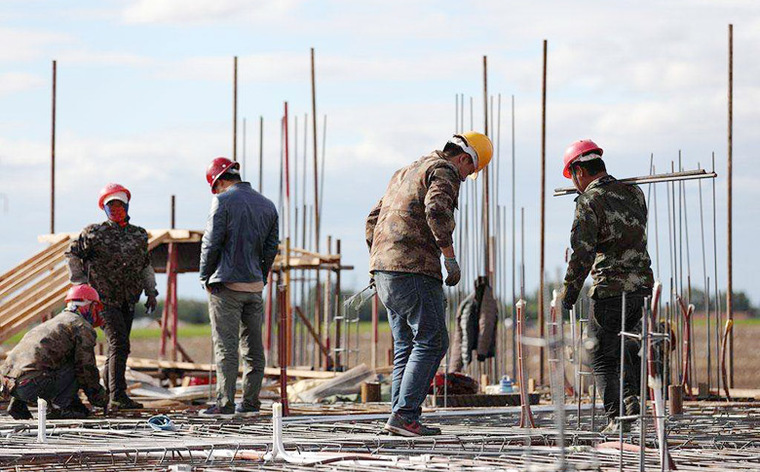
[145,294,158,315]
[87,386,109,408]
[444,257,461,287]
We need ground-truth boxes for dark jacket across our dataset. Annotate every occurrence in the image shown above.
[66,221,157,306]
[0,310,101,395]
[200,182,279,287]
[562,175,654,305]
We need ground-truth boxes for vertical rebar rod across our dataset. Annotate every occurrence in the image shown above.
[511,95,517,378]
[619,292,627,472]
[259,116,263,193]
[639,300,648,472]
[482,56,490,282]
[698,162,711,392]
[539,39,547,386]
[50,60,56,234]
[232,56,237,162]
[726,23,734,388]
[711,153,721,392]
[310,47,320,252]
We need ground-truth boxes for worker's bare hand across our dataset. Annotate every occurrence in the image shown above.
[145,294,157,314]
[444,257,461,286]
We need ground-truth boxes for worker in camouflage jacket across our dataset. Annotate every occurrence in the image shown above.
[559,139,654,434]
[65,183,158,410]
[365,131,492,437]
[0,285,109,419]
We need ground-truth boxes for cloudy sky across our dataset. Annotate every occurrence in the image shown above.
[0,0,757,305]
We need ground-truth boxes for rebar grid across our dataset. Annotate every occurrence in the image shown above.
[2,403,760,471]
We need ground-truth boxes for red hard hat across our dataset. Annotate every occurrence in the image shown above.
[65,284,102,305]
[98,183,131,209]
[562,139,603,179]
[206,157,240,194]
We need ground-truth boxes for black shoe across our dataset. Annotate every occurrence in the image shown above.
[383,413,441,437]
[48,407,89,420]
[199,404,235,418]
[7,398,32,420]
[235,403,260,417]
[69,395,92,417]
[110,395,144,410]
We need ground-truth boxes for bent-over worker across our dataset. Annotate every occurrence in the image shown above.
[0,284,109,419]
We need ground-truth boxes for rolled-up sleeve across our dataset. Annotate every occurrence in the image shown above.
[424,164,460,249]
[562,197,598,305]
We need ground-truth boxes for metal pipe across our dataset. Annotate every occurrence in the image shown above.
[727,23,734,388]
[232,56,237,162]
[554,170,717,196]
[482,55,491,282]
[50,60,56,234]
[311,47,320,252]
[259,116,263,192]
[539,39,547,386]
[511,94,517,379]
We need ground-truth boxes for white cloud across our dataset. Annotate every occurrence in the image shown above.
[0,27,72,62]
[122,0,300,24]
[0,72,45,96]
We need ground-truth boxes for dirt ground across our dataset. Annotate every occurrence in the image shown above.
[127,317,758,390]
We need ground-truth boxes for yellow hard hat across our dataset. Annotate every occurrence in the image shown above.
[448,131,493,180]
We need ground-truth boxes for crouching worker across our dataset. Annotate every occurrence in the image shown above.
[0,284,109,419]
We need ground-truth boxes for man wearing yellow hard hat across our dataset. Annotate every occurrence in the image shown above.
[365,131,492,436]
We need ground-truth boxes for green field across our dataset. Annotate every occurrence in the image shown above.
[3,320,391,346]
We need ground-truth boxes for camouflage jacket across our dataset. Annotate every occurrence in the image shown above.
[0,310,101,395]
[366,151,461,281]
[66,220,157,306]
[562,175,654,304]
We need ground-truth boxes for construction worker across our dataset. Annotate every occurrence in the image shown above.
[366,131,493,436]
[559,139,654,434]
[66,183,158,410]
[200,157,279,417]
[0,284,109,419]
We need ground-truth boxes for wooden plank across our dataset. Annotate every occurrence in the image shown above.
[0,248,68,299]
[0,282,70,343]
[0,268,68,324]
[97,355,341,379]
[0,237,70,285]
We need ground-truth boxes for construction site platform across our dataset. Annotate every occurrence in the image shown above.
[2,401,760,471]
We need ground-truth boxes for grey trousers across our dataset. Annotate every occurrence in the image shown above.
[208,286,265,409]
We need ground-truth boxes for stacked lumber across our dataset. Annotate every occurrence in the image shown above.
[0,230,180,344]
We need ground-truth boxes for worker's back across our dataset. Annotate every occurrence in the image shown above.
[0,311,97,380]
[580,175,654,298]
[368,152,461,281]
[200,182,279,285]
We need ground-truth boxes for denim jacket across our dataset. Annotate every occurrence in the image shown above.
[200,182,279,287]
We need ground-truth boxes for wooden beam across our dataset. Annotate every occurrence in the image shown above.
[0,237,70,285]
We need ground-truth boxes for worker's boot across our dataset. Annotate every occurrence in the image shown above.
[384,413,442,437]
[48,406,89,420]
[110,393,143,410]
[7,398,32,420]
[601,418,632,434]
[68,395,92,418]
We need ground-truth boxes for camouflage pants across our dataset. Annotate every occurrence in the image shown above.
[208,287,265,410]
[102,302,135,400]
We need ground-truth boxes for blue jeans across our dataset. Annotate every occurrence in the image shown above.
[374,271,448,422]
